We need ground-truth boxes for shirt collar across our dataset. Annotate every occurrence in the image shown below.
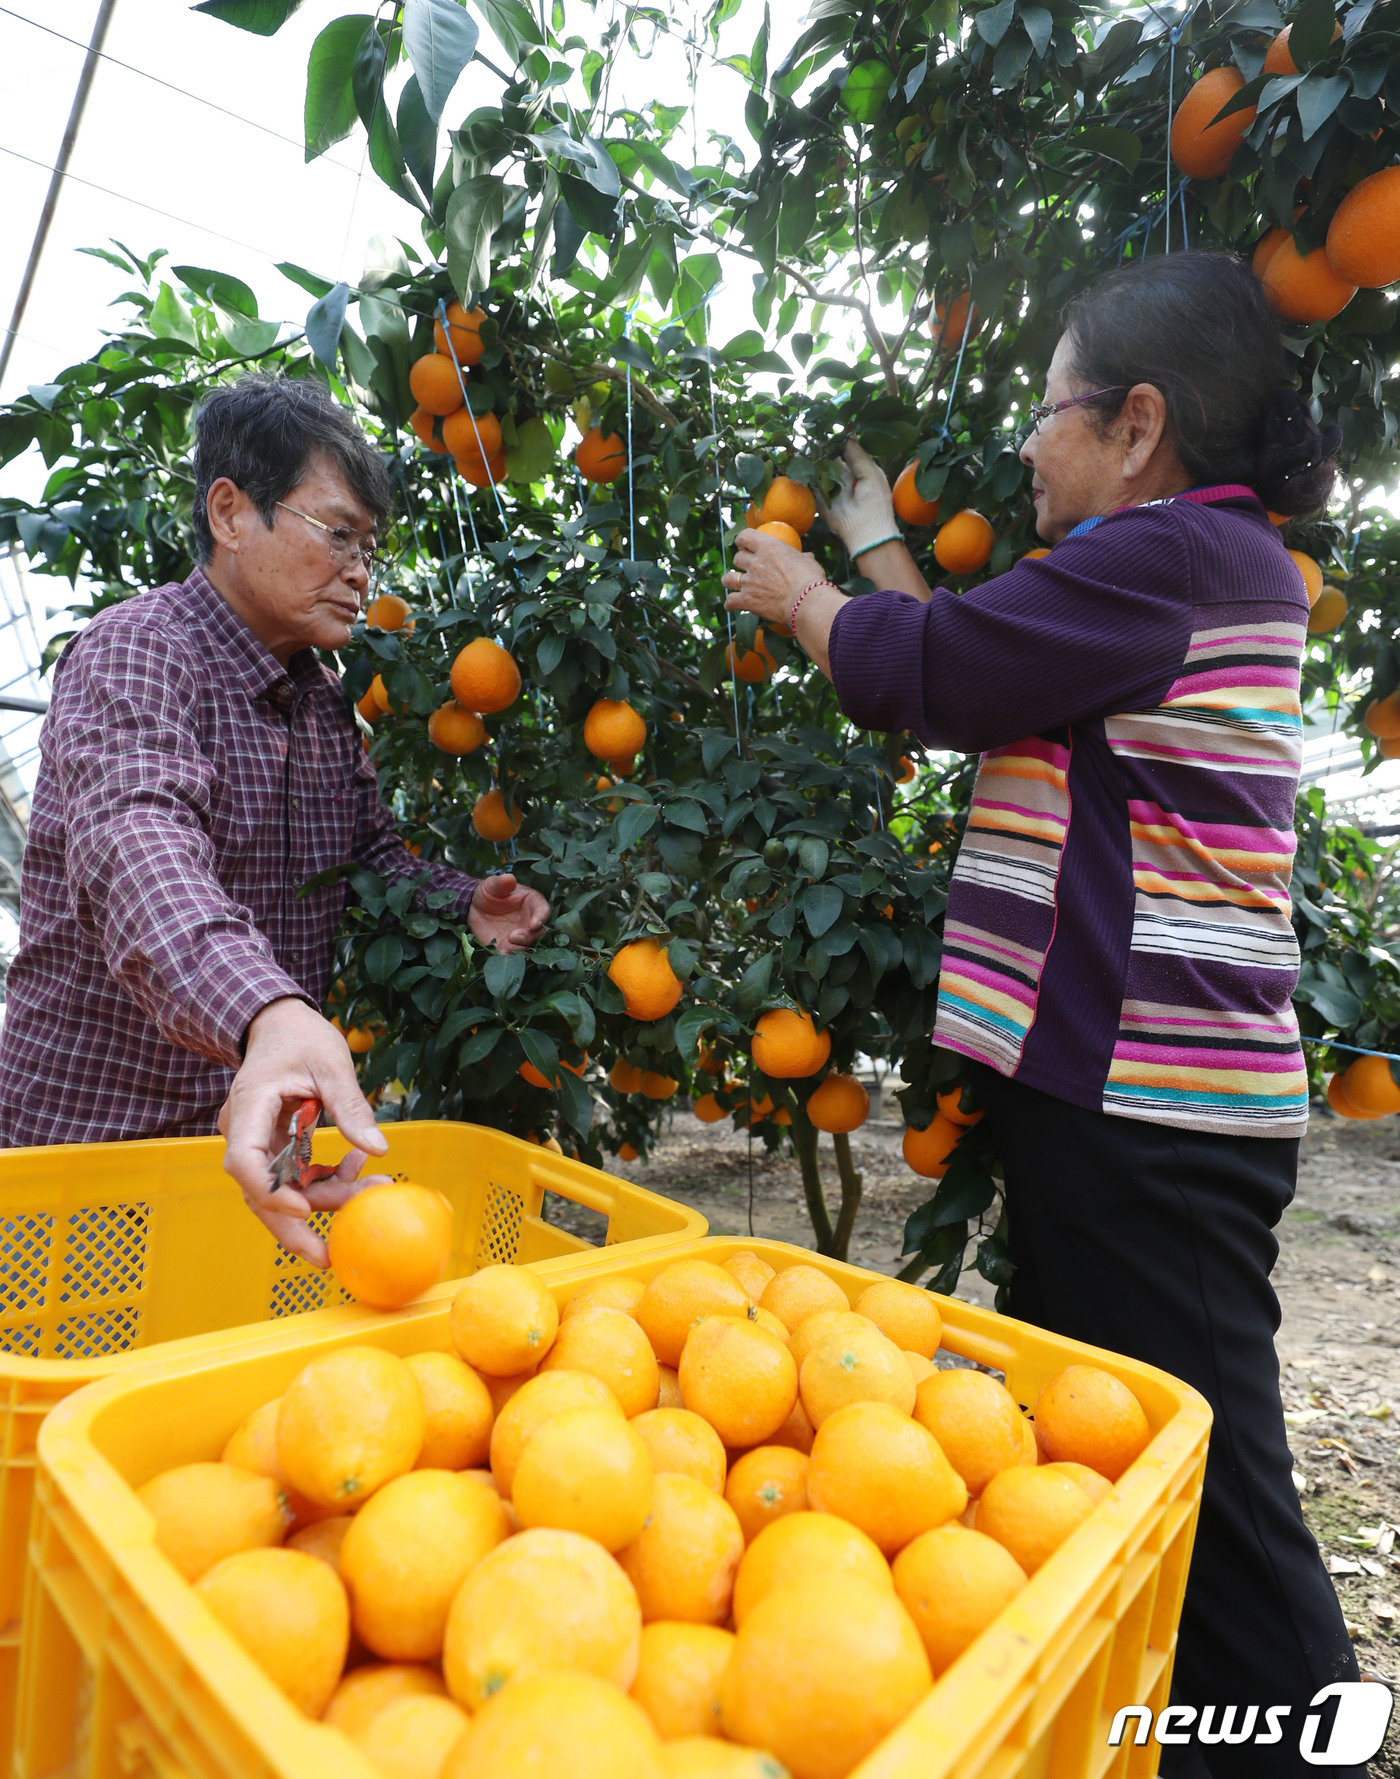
[1064,484,1262,539]
[180,566,321,701]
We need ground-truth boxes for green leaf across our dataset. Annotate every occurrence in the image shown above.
[276,260,336,299]
[215,305,281,357]
[975,0,1015,46]
[1289,0,1340,67]
[365,932,404,981]
[675,1005,718,1062]
[558,1065,594,1137]
[148,282,199,349]
[446,174,506,299]
[735,953,774,1013]
[472,0,545,64]
[304,14,370,161]
[803,881,843,938]
[192,0,304,31]
[1021,5,1053,56]
[484,949,527,1000]
[1296,72,1348,139]
[172,266,259,316]
[797,837,829,880]
[520,1026,562,1086]
[398,75,437,202]
[402,0,479,123]
[459,1026,503,1066]
[505,416,557,483]
[921,1151,997,1225]
[615,803,657,850]
[305,282,349,369]
[1076,126,1141,173]
[840,59,891,122]
[722,330,767,362]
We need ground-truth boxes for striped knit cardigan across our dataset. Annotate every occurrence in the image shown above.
[829,487,1309,1139]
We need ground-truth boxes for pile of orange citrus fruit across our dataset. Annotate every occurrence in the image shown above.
[134,1248,1151,1778]
[406,305,512,485]
[1172,42,1400,326]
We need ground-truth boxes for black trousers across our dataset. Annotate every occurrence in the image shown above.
[972,1066,1364,1779]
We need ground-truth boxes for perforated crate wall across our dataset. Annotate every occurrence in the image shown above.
[0,1207,149,1361]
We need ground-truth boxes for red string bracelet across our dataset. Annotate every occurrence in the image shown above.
[788,576,839,632]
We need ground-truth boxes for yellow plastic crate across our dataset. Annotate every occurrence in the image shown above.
[0,1122,704,1767]
[20,1236,1208,1779]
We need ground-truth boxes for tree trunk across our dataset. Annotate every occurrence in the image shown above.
[829,1132,863,1262]
[790,1112,833,1252]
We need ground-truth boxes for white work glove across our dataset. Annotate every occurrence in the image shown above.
[820,441,900,560]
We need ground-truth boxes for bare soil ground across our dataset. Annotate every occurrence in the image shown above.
[606,1092,1400,1770]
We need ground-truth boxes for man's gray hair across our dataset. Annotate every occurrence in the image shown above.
[191,374,392,563]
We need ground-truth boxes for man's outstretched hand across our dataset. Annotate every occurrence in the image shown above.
[221,997,391,1266]
[468,872,550,953]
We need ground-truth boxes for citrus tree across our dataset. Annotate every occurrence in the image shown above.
[6,0,1400,1296]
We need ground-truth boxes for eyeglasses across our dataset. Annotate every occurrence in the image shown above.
[276,501,378,570]
[1017,387,1127,443]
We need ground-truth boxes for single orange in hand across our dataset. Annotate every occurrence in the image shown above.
[755,519,801,550]
[327,1181,454,1310]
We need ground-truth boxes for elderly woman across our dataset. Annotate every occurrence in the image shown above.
[725,253,1362,1778]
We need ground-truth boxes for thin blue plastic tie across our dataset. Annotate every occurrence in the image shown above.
[702,295,744,752]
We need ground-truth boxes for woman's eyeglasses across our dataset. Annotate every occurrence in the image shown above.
[1016,387,1127,443]
[276,501,378,570]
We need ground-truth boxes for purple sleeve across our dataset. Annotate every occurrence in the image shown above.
[54,622,310,1067]
[828,504,1195,752]
[350,742,478,920]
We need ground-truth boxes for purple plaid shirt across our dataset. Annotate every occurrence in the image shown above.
[0,568,476,1145]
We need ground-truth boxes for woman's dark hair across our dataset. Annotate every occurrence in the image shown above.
[1060,251,1340,516]
[191,374,392,563]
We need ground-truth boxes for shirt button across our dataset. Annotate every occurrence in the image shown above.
[290,795,301,808]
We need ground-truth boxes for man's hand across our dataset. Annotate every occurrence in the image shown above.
[221,997,390,1266]
[468,872,550,953]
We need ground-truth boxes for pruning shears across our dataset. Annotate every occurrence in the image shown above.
[268,1098,320,1193]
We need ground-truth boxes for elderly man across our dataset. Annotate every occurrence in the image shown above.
[0,375,547,1261]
